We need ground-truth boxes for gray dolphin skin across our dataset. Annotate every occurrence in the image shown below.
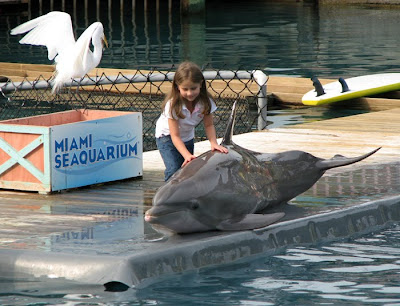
[145,102,380,234]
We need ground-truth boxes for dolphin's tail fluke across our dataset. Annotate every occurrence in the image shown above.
[316,147,381,171]
[221,100,238,146]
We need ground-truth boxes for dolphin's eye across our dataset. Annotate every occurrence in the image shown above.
[190,202,200,210]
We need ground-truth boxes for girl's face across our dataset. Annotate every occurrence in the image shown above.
[177,80,201,102]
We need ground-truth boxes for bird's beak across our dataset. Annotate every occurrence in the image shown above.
[103,35,108,48]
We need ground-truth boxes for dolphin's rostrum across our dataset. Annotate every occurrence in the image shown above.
[145,102,380,234]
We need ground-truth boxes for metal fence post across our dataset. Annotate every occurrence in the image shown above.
[252,70,269,130]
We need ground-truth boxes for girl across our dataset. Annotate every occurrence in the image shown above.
[155,61,228,181]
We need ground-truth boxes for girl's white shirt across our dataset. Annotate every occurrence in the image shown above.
[155,98,217,142]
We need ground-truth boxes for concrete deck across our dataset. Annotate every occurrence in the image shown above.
[0,108,400,288]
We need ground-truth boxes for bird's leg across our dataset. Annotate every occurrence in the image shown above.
[68,82,88,110]
[75,86,87,109]
[67,85,79,110]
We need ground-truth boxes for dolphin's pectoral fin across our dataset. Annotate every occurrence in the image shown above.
[216,212,285,231]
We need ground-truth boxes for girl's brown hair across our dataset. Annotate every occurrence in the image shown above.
[163,61,212,119]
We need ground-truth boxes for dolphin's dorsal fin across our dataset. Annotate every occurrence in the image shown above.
[221,100,237,146]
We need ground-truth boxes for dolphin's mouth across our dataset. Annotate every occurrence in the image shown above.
[144,206,182,224]
[144,206,213,234]
[144,211,160,223]
[144,210,160,224]
[144,213,153,223]
[144,209,187,233]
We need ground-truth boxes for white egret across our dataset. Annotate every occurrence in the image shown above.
[11,11,108,93]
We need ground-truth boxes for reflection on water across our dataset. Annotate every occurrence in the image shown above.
[1,1,400,76]
[1,160,398,257]
[293,162,400,208]
[0,161,400,303]
[0,201,164,254]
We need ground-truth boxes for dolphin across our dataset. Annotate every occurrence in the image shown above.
[145,102,380,234]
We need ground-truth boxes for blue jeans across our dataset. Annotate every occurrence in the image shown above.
[156,135,194,181]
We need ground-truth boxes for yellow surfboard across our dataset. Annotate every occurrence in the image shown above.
[302,73,400,106]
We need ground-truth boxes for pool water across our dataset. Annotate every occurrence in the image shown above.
[261,105,368,129]
[1,162,400,305]
[2,223,400,305]
[138,226,400,305]
[1,0,400,77]
[1,0,400,304]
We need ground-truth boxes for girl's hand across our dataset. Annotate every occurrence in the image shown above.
[182,154,197,167]
[211,143,228,154]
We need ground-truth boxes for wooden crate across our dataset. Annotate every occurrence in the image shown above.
[0,109,142,193]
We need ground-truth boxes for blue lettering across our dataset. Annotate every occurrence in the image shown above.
[70,153,79,166]
[80,151,88,164]
[129,143,138,156]
[70,138,78,150]
[97,149,105,161]
[55,140,64,153]
[54,136,137,169]
[120,144,128,157]
[62,153,69,167]
[89,149,97,163]
[107,146,115,159]
[55,155,61,168]
[79,136,89,149]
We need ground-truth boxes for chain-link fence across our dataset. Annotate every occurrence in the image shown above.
[0,67,268,151]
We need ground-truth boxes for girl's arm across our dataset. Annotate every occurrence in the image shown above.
[203,114,228,153]
[168,118,196,166]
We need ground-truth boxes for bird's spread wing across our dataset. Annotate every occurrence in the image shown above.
[11,11,76,61]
